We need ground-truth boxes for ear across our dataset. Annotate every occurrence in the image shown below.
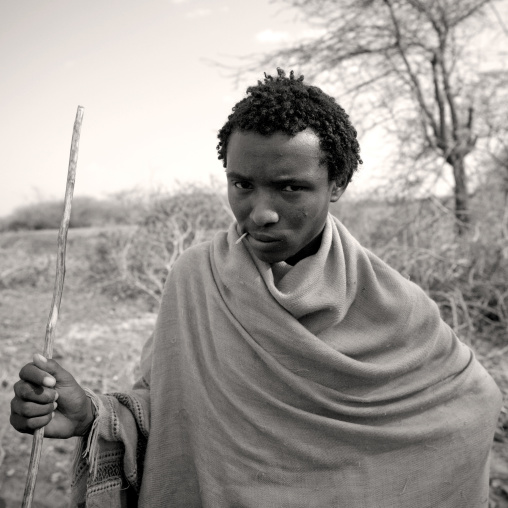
[329,181,346,203]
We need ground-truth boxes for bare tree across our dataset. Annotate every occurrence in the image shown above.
[253,0,507,234]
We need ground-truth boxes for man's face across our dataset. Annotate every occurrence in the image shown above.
[226,128,341,264]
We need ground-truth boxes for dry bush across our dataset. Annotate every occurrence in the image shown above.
[0,236,53,289]
[0,251,51,289]
[89,188,232,305]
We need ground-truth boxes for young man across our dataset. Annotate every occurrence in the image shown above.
[11,69,502,507]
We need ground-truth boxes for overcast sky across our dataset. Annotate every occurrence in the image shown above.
[0,0,314,216]
[1,0,507,217]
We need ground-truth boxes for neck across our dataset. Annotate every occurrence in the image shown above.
[284,230,324,266]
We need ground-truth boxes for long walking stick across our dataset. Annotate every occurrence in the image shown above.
[22,106,84,508]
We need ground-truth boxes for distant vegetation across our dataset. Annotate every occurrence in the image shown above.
[0,195,142,232]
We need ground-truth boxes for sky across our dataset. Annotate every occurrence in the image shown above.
[0,0,313,216]
[1,0,508,217]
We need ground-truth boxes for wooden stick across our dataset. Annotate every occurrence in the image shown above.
[22,105,84,508]
[235,232,248,245]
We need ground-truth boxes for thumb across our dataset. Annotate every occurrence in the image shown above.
[32,353,76,388]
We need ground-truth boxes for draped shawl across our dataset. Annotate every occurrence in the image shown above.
[71,214,502,508]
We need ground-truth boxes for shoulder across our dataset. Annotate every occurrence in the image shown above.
[160,231,229,300]
[172,240,211,276]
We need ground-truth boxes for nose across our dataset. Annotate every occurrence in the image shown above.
[250,195,279,226]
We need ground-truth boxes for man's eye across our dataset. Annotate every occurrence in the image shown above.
[281,185,304,192]
[234,181,252,190]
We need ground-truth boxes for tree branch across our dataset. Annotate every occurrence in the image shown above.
[431,53,447,146]
[383,0,439,137]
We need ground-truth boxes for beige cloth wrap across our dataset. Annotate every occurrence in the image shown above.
[71,215,502,508]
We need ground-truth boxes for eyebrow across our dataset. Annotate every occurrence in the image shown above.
[226,171,311,185]
[226,171,248,180]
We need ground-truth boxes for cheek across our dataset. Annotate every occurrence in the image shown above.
[295,203,321,222]
[292,202,328,232]
[284,207,309,229]
[228,193,248,220]
[290,208,308,225]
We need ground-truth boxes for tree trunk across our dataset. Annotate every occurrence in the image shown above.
[451,156,470,236]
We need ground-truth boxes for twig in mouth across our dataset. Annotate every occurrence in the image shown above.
[235,232,248,245]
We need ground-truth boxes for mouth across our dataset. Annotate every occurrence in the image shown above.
[245,232,284,254]
[248,232,281,243]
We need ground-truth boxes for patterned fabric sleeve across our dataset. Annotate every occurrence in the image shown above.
[68,334,153,508]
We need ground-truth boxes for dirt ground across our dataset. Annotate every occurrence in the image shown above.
[0,229,507,506]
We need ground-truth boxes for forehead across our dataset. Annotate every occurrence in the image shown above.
[227,128,321,159]
[226,129,325,177]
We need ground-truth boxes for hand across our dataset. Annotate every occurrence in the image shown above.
[10,354,94,438]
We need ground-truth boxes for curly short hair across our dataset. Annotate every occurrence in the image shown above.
[217,68,362,187]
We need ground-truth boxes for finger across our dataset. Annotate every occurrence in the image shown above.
[13,380,57,404]
[10,412,53,434]
[11,397,57,418]
[32,354,77,388]
[19,362,56,389]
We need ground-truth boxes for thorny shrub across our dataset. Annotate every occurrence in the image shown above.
[89,189,232,306]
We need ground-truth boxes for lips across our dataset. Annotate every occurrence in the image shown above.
[248,232,281,243]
